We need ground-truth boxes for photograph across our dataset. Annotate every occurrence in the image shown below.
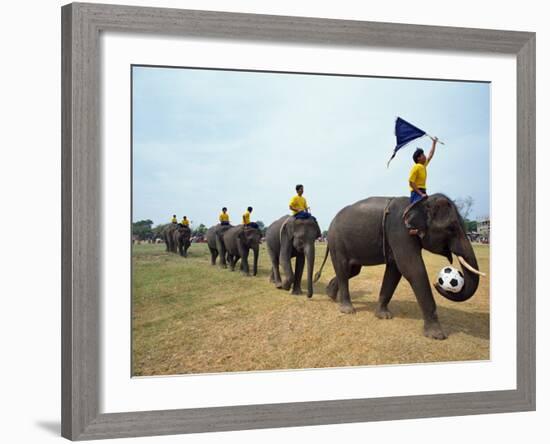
[131,65,490,377]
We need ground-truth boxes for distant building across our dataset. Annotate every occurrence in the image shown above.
[477,217,490,243]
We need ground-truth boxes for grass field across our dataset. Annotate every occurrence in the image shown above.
[132,242,490,376]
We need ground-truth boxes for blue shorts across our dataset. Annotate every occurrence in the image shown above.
[294,211,316,221]
[410,188,427,204]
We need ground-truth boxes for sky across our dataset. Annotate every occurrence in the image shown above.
[132,66,490,232]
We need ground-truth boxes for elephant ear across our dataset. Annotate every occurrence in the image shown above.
[237,226,247,244]
[426,197,455,229]
[237,227,246,241]
[280,218,294,251]
[403,200,428,234]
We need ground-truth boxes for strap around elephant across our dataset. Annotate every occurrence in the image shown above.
[382,198,395,263]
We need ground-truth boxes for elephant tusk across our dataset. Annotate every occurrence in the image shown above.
[457,255,486,277]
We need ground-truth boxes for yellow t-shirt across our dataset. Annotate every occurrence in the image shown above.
[289,195,308,215]
[409,161,429,191]
[181,218,189,226]
[219,212,229,222]
[242,211,251,225]
[171,217,178,223]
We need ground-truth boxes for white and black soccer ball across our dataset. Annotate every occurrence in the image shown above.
[437,266,465,293]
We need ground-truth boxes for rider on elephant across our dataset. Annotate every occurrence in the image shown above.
[180,216,190,227]
[289,184,315,220]
[242,207,259,229]
[407,137,438,236]
[171,214,177,224]
[219,207,230,226]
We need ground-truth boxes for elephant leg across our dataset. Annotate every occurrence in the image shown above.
[332,254,359,314]
[395,255,446,339]
[267,245,282,287]
[231,256,241,272]
[375,262,402,319]
[291,253,305,295]
[240,247,250,276]
[217,237,227,268]
[326,277,338,301]
[228,255,235,271]
[252,246,259,276]
[209,247,217,265]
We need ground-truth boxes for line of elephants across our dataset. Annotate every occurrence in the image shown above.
[164,194,485,340]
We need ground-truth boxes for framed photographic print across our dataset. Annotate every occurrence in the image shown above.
[61,2,535,440]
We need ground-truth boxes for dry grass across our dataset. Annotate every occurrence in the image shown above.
[132,242,490,376]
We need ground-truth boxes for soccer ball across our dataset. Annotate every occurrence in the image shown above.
[437,266,464,293]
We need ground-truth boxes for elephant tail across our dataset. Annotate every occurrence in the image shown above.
[313,245,330,283]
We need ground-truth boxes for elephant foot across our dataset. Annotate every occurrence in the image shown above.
[375,306,393,320]
[307,291,313,299]
[326,279,338,301]
[339,303,356,314]
[274,281,283,289]
[291,288,303,296]
[423,322,447,340]
[281,281,292,291]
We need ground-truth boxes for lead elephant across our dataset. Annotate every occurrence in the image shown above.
[163,223,179,253]
[315,194,484,339]
[265,215,322,297]
[172,224,191,257]
[206,224,233,267]
[223,225,262,276]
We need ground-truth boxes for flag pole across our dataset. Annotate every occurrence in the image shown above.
[426,134,445,145]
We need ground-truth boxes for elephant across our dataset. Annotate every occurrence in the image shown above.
[206,224,233,267]
[163,223,179,253]
[265,215,322,297]
[223,225,262,276]
[314,194,484,339]
[172,224,191,257]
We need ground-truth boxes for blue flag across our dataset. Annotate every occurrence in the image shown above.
[387,117,426,167]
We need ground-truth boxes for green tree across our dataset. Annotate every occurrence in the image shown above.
[132,219,154,240]
[454,196,475,232]
[192,224,207,237]
[256,220,267,236]
[152,223,169,239]
[466,220,478,232]
[322,230,328,238]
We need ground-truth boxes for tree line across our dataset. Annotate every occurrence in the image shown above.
[132,196,479,241]
[132,219,268,241]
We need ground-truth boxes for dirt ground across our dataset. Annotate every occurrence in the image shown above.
[132,242,489,376]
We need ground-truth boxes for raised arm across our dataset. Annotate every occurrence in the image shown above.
[426,136,438,163]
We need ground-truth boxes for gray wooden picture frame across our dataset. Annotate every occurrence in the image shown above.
[61,2,536,440]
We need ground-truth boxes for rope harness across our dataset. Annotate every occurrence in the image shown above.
[381,198,395,263]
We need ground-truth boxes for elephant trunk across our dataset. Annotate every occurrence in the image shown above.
[252,245,259,276]
[434,234,480,302]
[304,243,315,298]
